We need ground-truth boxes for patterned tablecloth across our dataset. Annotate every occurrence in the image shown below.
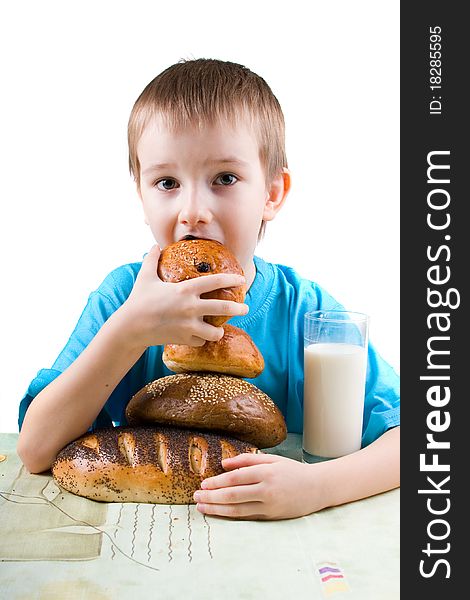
[0,433,399,599]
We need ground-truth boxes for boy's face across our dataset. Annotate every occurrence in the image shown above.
[137,114,288,285]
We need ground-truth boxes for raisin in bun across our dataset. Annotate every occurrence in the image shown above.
[126,373,287,449]
[163,323,264,378]
[157,239,246,326]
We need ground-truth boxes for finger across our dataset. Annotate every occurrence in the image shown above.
[194,482,262,505]
[196,501,265,520]
[187,336,207,347]
[193,322,225,343]
[200,463,265,490]
[221,452,285,470]
[198,299,249,318]
[139,244,161,277]
[185,273,246,294]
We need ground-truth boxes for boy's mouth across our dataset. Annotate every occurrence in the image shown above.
[178,233,223,245]
[180,234,217,242]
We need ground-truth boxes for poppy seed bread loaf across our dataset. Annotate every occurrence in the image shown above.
[52,425,258,504]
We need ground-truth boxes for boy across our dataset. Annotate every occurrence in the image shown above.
[18,58,400,521]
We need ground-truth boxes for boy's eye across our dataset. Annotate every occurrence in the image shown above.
[214,173,238,186]
[156,178,178,191]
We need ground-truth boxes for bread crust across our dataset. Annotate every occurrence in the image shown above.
[163,324,264,378]
[125,374,287,449]
[52,425,258,504]
[157,239,246,326]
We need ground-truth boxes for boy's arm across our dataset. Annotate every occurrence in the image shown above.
[192,425,400,520]
[18,246,248,474]
[316,425,400,508]
[17,310,146,474]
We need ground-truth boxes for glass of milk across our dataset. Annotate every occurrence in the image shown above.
[302,310,369,464]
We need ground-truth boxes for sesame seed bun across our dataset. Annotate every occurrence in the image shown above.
[125,373,287,449]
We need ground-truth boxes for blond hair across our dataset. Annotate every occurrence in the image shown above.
[127,58,288,240]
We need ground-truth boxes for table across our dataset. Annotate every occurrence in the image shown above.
[0,433,399,599]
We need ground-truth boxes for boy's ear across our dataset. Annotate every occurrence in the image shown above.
[263,168,291,222]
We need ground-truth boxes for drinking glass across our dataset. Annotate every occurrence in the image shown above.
[302,310,369,463]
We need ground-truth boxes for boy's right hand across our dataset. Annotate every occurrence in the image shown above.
[117,244,249,349]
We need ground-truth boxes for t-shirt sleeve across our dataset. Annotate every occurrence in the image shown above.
[361,342,400,446]
[18,289,121,431]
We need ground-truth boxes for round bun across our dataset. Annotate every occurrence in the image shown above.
[125,373,287,449]
[163,324,264,378]
[157,239,246,326]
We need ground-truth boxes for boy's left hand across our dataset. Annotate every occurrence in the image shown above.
[193,452,324,520]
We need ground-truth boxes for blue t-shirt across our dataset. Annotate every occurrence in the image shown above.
[18,255,400,446]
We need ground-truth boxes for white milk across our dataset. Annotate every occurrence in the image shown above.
[303,343,367,459]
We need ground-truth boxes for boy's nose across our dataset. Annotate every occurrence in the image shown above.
[178,190,212,226]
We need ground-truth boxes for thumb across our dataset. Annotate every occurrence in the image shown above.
[139,243,162,278]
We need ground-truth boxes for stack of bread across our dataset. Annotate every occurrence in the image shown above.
[52,239,287,504]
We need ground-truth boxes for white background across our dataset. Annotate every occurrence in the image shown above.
[0,0,399,432]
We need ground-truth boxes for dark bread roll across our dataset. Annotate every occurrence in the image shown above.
[52,426,258,504]
[125,373,287,449]
[163,324,264,378]
[157,239,246,326]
